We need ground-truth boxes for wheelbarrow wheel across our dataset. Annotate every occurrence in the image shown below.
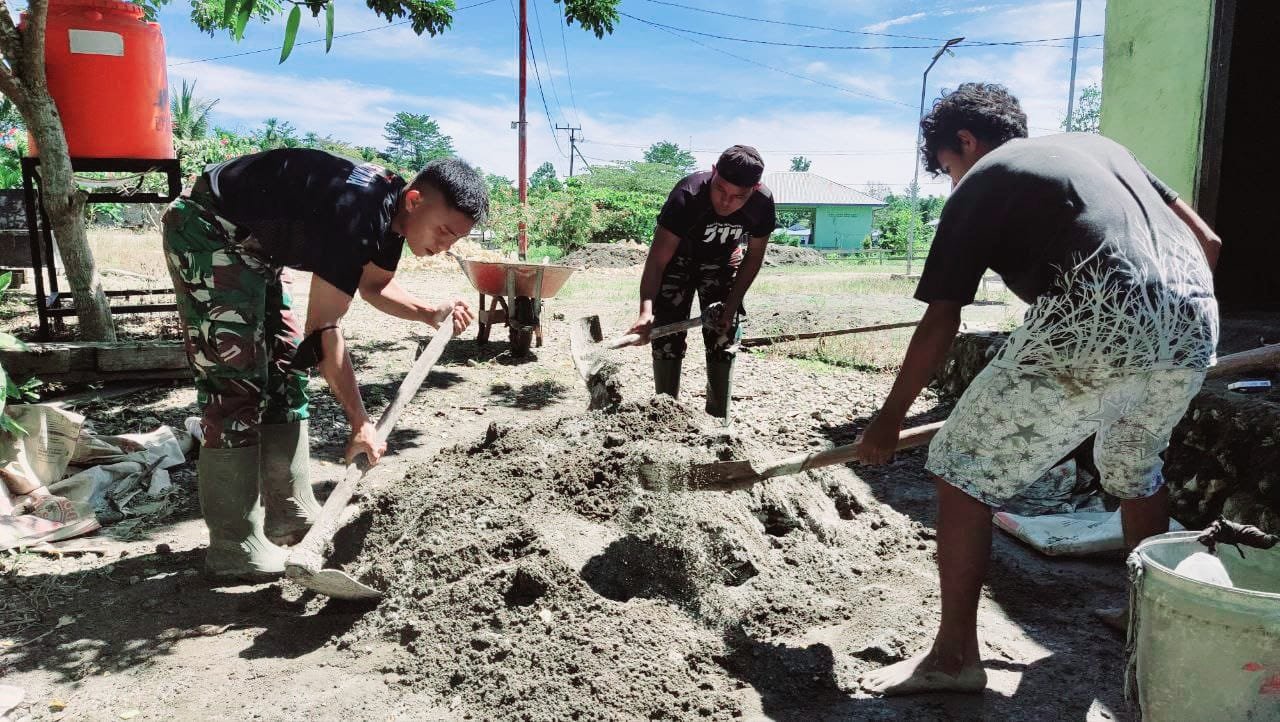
[509,325,534,357]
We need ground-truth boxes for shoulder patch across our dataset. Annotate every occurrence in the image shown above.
[346,162,386,188]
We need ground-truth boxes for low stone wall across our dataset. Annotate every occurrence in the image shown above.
[930,331,1280,533]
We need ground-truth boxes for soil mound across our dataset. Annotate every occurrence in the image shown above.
[340,396,935,720]
[561,243,650,269]
[764,245,827,267]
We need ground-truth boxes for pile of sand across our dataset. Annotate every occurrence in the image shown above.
[561,243,651,269]
[763,246,827,267]
[338,396,937,720]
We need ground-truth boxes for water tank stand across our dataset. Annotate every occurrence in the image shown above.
[21,156,181,339]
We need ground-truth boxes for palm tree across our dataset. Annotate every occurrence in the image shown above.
[171,80,218,141]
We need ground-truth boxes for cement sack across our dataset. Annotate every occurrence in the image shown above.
[994,509,1185,557]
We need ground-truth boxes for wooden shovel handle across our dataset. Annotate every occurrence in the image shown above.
[286,313,455,575]
[604,317,706,350]
[756,420,945,481]
[1207,343,1280,379]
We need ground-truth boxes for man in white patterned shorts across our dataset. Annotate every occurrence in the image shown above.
[852,83,1222,696]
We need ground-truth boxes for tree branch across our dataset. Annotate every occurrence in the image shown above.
[21,0,48,89]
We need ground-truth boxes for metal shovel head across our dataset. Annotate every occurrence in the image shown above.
[286,564,383,600]
[569,314,606,377]
[638,459,762,492]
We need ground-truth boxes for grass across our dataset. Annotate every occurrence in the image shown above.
[88,228,168,281]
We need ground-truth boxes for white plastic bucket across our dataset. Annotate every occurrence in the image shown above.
[1127,531,1280,721]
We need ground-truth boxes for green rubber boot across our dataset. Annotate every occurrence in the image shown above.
[705,358,735,422]
[260,420,321,546]
[653,358,682,399]
[198,445,288,582]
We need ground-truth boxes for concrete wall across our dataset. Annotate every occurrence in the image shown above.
[1100,0,1214,200]
[812,206,874,252]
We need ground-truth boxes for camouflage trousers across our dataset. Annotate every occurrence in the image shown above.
[652,254,743,363]
[162,194,309,449]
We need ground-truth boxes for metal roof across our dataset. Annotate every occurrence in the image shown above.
[763,172,886,207]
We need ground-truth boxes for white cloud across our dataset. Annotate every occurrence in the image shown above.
[168,59,946,192]
[862,12,927,33]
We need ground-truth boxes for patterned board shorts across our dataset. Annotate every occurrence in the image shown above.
[927,364,1206,507]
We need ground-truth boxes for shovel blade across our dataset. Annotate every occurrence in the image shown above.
[569,314,606,379]
[287,565,383,600]
[638,459,762,491]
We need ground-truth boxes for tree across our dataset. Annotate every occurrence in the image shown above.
[643,141,696,174]
[253,117,300,149]
[790,155,811,172]
[529,161,562,194]
[0,0,619,340]
[1064,83,1101,133]
[171,80,218,141]
[383,112,454,170]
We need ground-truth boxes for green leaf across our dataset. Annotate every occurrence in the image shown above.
[0,331,28,352]
[223,0,238,25]
[1,412,27,437]
[234,0,256,41]
[325,2,334,52]
[0,271,10,294]
[280,5,302,63]
[0,362,8,421]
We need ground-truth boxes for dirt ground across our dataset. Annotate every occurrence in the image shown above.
[0,252,1135,721]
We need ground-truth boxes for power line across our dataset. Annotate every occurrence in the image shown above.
[637,0,946,41]
[556,2,584,128]
[529,0,567,126]
[629,17,915,109]
[621,12,1101,51]
[525,24,567,157]
[168,0,500,67]
[639,0,1102,48]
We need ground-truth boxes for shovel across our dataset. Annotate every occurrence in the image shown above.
[570,302,724,409]
[646,421,945,492]
[284,312,455,600]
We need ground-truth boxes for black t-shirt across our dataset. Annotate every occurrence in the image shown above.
[202,148,406,297]
[657,171,776,262]
[916,133,1217,372]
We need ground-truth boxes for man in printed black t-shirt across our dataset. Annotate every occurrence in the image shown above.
[853,83,1221,696]
[627,145,776,421]
[162,149,487,582]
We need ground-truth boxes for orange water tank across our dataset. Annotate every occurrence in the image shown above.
[23,0,174,159]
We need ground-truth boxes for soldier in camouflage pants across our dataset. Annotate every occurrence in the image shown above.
[161,190,310,450]
[651,254,743,365]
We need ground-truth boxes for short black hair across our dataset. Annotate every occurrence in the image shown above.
[411,158,489,224]
[920,82,1028,175]
[716,145,765,187]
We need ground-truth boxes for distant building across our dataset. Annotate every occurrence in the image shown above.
[764,172,884,253]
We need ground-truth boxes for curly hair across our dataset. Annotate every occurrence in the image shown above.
[920,82,1028,175]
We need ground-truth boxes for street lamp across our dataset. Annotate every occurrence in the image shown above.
[907,36,964,277]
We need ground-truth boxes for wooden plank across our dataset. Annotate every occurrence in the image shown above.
[32,369,192,384]
[0,341,188,379]
[740,321,920,348]
[97,342,188,372]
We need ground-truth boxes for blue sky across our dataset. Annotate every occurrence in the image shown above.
[162,0,1106,194]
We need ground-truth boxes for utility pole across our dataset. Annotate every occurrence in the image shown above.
[907,36,964,277]
[556,124,582,177]
[1065,0,1084,132]
[517,0,528,259]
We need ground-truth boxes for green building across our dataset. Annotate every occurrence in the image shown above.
[1102,0,1276,308]
[764,172,884,253]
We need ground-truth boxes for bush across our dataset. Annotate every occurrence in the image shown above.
[0,272,38,435]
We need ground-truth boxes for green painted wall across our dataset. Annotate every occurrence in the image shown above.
[1100,0,1214,200]
[778,205,875,252]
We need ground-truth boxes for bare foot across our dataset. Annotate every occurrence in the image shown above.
[1093,606,1127,634]
[860,651,987,696]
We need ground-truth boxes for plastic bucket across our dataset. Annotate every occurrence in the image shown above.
[1127,531,1280,721]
